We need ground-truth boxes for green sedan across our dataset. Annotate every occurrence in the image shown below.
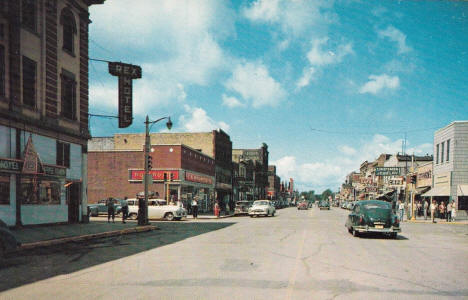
[345,200,401,239]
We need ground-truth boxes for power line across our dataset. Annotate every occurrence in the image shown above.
[308,126,439,135]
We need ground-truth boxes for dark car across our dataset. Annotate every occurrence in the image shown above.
[87,198,124,217]
[0,219,21,258]
[318,200,330,210]
[345,200,401,238]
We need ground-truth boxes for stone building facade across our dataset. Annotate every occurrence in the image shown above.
[0,0,104,226]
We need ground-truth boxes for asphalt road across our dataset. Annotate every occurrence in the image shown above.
[1,207,467,299]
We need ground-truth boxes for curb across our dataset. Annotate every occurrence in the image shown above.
[18,225,158,251]
[407,220,468,225]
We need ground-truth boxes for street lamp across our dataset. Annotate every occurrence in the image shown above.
[138,115,172,226]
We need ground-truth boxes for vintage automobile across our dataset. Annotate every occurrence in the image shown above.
[234,201,252,215]
[345,200,401,238]
[127,198,186,221]
[297,201,308,210]
[318,200,330,210]
[248,200,276,217]
[0,219,20,258]
[87,198,124,217]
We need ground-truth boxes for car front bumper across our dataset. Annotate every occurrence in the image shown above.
[354,225,401,233]
[248,210,268,215]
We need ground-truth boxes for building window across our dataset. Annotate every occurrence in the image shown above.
[60,8,77,55]
[20,177,61,205]
[436,144,439,164]
[22,56,36,108]
[0,174,10,205]
[57,141,70,168]
[446,139,450,162]
[61,70,76,120]
[441,142,444,163]
[0,45,4,97]
[22,0,37,32]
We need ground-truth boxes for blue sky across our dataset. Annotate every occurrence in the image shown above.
[88,0,468,193]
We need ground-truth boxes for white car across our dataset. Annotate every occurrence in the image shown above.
[127,198,187,221]
[248,200,276,217]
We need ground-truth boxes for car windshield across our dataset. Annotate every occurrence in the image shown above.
[254,201,269,206]
[363,203,390,210]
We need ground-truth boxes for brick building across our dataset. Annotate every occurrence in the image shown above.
[267,165,280,200]
[88,129,233,211]
[0,0,104,226]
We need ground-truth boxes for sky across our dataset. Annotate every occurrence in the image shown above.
[88,0,468,193]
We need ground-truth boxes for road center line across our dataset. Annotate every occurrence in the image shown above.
[286,228,307,299]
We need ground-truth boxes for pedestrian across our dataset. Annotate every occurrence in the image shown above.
[423,199,429,220]
[191,197,198,219]
[439,201,446,220]
[417,201,422,217]
[430,200,437,223]
[451,201,456,222]
[447,201,452,222]
[107,197,115,223]
[398,200,405,222]
[121,197,129,224]
[214,201,220,218]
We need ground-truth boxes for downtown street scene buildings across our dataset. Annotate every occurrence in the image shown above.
[338,121,468,220]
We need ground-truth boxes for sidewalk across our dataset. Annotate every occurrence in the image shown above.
[11,220,157,251]
[406,218,468,225]
[186,213,235,220]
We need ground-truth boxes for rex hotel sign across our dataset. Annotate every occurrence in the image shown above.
[108,62,142,128]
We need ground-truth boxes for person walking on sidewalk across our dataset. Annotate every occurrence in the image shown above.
[451,201,457,222]
[191,197,198,219]
[214,201,220,218]
[423,199,429,220]
[430,200,437,223]
[121,197,129,224]
[439,201,446,220]
[447,201,452,222]
[398,201,405,222]
[107,197,115,223]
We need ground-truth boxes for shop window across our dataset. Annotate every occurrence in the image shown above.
[441,142,444,163]
[446,139,450,162]
[60,8,77,55]
[459,197,468,211]
[20,177,61,205]
[57,141,70,168]
[0,45,4,97]
[61,70,76,120]
[22,56,36,108]
[0,174,10,205]
[22,0,37,32]
[436,144,439,164]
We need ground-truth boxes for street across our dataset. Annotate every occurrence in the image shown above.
[1,207,467,300]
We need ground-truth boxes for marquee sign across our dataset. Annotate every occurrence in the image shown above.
[375,167,401,176]
[108,62,142,128]
[185,171,213,185]
[129,170,179,182]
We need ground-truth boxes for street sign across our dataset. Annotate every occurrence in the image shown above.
[375,167,401,176]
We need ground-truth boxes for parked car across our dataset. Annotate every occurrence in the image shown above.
[234,201,252,215]
[127,198,186,221]
[318,200,330,210]
[87,198,124,217]
[248,200,276,217]
[297,201,308,210]
[345,200,401,238]
[0,219,20,258]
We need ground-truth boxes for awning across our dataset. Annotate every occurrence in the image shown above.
[458,185,468,196]
[415,186,431,195]
[421,186,450,197]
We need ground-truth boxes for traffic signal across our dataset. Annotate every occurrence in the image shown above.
[147,155,153,169]
[411,175,416,184]
[170,173,174,181]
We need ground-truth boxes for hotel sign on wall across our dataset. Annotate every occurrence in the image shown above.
[108,62,142,128]
[129,170,179,181]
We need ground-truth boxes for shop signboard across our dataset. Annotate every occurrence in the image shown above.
[129,170,180,182]
[416,163,432,188]
[0,157,65,177]
[375,167,401,176]
[185,171,213,185]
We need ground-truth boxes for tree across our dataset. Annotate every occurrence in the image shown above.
[321,189,333,202]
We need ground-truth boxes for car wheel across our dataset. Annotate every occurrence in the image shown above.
[165,212,174,221]
[352,228,359,237]
[129,213,138,220]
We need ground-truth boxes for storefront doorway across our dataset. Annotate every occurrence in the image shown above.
[67,182,81,223]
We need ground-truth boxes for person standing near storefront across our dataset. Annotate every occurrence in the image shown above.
[423,199,429,220]
[439,201,446,220]
[121,197,129,224]
[451,201,456,222]
[191,197,198,219]
[107,197,115,223]
[446,201,452,222]
[398,200,405,222]
[214,201,220,218]
[430,200,437,223]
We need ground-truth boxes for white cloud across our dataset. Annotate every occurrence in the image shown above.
[296,37,353,88]
[225,62,286,108]
[359,74,400,95]
[89,0,235,113]
[339,145,357,156]
[222,94,245,108]
[378,26,411,54]
[243,0,333,37]
[179,105,230,132]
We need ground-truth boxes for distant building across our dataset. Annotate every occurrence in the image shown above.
[0,0,104,226]
[267,165,280,200]
[423,121,468,218]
